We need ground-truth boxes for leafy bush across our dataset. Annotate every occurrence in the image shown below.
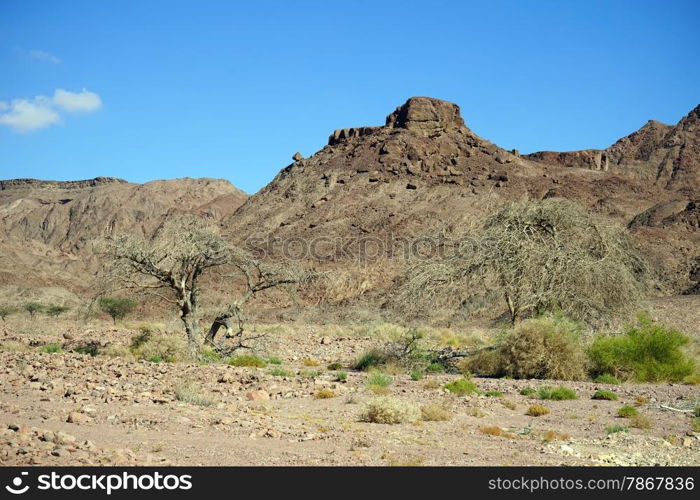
[229,354,266,368]
[361,397,420,424]
[629,413,651,429]
[444,377,479,395]
[23,302,44,318]
[499,315,588,380]
[46,305,70,317]
[519,387,536,396]
[526,404,550,417]
[267,356,282,365]
[538,386,577,401]
[594,373,620,385]
[589,314,695,382]
[484,390,503,398]
[592,390,618,401]
[410,370,424,381]
[335,371,348,382]
[682,374,700,385]
[617,405,638,418]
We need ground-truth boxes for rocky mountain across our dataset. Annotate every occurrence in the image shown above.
[224,97,700,303]
[0,177,247,293]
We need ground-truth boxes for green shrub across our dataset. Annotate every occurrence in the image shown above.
[592,390,618,401]
[605,424,628,435]
[229,354,266,368]
[200,347,222,363]
[46,305,70,317]
[39,343,63,354]
[269,368,291,377]
[425,362,445,373]
[594,373,620,385]
[410,370,424,381]
[353,348,387,371]
[484,390,503,398]
[148,355,163,363]
[692,418,700,432]
[335,371,348,382]
[74,343,100,357]
[444,377,479,395]
[682,374,700,385]
[267,356,282,365]
[327,361,342,370]
[538,386,577,401]
[589,314,695,382]
[617,405,638,418]
[367,371,392,388]
[498,315,588,380]
[300,370,321,379]
[519,387,536,396]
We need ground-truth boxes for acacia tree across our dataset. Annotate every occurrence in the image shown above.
[98,297,137,325]
[0,305,16,322]
[396,199,650,325]
[106,215,231,359]
[105,215,313,359]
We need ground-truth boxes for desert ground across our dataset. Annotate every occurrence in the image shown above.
[1,297,698,467]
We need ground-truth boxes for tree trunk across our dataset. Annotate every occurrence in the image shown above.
[183,315,201,360]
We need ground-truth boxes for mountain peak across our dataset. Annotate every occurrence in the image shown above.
[385,96,465,136]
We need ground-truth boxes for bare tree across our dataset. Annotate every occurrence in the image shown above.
[105,215,230,359]
[205,247,315,355]
[395,199,650,325]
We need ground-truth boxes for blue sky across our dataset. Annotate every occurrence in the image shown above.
[1,1,698,194]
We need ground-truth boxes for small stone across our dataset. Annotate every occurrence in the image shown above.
[320,336,331,345]
[246,390,270,401]
[67,412,91,424]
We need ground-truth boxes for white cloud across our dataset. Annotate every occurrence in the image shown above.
[0,89,102,133]
[29,49,61,64]
[0,98,61,132]
[52,88,102,113]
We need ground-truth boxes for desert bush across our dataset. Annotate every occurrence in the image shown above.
[267,356,282,365]
[589,314,695,382]
[74,343,100,357]
[479,426,515,438]
[229,354,266,368]
[314,388,336,399]
[98,297,137,325]
[485,390,503,398]
[131,331,188,363]
[592,390,618,401]
[594,374,620,385]
[538,386,577,401]
[617,405,638,418]
[269,368,290,377]
[23,302,44,318]
[39,343,62,354]
[410,370,424,381]
[46,305,70,317]
[519,387,536,396]
[692,418,700,432]
[444,377,479,395]
[300,370,320,379]
[682,374,700,385]
[361,397,420,424]
[335,371,348,382]
[542,430,570,442]
[605,424,628,435]
[526,404,550,417]
[499,315,588,380]
[353,348,387,371]
[366,371,392,387]
[327,361,342,370]
[174,382,214,406]
[629,413,652,429]
[303,358,319,366]
[421,404,452,421]
[0,305,17,322]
